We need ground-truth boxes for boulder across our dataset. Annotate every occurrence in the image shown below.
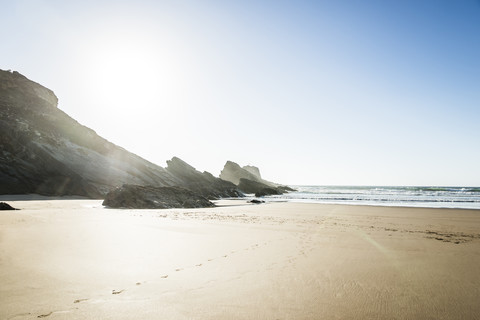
[102,184,215,209]
[0,202,18,210]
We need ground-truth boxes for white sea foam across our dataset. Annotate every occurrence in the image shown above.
[264,186,480,209]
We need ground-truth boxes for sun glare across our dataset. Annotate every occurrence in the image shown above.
[71,25,201,160]
[78,25,192,117]
[89,40,162,106]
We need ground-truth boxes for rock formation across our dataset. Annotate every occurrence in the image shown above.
[102,184,215,209]
[166,157,242,199]
[243,165,262,179]
[0,69,238,199]
[220,161,295,196]
[0,69,290,204]
[0,69,185,197]
[237,178,280,195]
[219,161,263,186]
[0,202,18,210]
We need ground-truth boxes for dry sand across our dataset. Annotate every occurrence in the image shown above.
[1,199,479,319]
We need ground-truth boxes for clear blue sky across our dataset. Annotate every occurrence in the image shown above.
[2,0,480,186]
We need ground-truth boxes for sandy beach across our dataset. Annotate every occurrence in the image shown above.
[1,199,479,319]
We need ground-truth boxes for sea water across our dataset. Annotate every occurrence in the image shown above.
[265,186,480,209]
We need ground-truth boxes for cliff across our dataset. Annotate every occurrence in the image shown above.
[0,69,235,198]
[219,161,270,186]
[220,161,295,196]
[166,157,242,199]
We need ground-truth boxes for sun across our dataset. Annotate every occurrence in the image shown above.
[75,21,194,115]
[71,26,199,161]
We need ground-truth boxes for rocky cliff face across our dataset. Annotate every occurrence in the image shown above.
[0,69,234,198]
[242,165,262,180]
[166,157,242,199]
[220,161,295,196]
[219,161,267,186]
[220,161,277,187]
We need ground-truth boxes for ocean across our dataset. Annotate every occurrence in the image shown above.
[265,186,480,210]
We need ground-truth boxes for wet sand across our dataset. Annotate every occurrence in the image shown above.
[1,199,479,319]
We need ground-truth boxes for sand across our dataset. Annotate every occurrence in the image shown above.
[1,199,479,319]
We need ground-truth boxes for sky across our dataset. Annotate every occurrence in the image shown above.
[1,0,480,186]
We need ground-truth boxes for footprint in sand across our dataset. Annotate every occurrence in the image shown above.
[73,298,89,304]
[160,275,169,278]
[175,268,183,272]
[112,289,125,295]
[196,264,202,267]
[37,312,53,318]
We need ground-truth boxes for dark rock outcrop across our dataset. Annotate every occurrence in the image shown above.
[237,178,282,197]
[102,184,215,209]
[255,188,282,197]
[166,157,243,199]
[0,202,18,210]
[277,185,296,192]
[220,161,263,186]
[237,178,274,194]
[220,161,295,196]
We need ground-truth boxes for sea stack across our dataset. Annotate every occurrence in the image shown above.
[220,161,294,196]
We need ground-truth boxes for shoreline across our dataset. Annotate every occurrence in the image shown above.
[268,185,480,210]
[1,200,479,319]
[2,194,480,211]
[264,199,480,211]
